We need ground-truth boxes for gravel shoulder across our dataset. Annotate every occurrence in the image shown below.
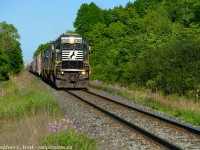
[88,87,200,130]
[37,74,199,149]
[39,79,162,149]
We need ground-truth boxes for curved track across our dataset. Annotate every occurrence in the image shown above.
[83,89,200,137]
[65,89,187,150]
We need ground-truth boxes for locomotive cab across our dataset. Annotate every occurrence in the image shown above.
[52,34,90,88]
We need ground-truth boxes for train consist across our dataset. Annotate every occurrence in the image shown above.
[28,33,90,88]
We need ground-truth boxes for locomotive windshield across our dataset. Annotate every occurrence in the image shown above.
[62,43,82,50]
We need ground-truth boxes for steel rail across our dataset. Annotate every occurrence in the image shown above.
[66,90,182,150]
[83,89,200,137]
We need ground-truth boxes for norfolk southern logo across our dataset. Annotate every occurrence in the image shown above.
[62,50,83,61]
[69,51,75,59]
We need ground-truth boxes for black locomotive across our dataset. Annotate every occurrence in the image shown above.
[29,33,90,88]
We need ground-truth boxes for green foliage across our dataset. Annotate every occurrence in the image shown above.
[74,0,200,97]
[90,83,200,126]
[33,42,51,58]
[9,41,23,74]
[74,2,104,38]
[0,21,23,80]
[144,98,200,126]
[133,0,163,17]
[43,129,98,150]
[153,27,200,95]
[0,21,20,40]
[164,0,200,26]
[0,80,60,120]
[0,48,9,80]
[65,30,77,34]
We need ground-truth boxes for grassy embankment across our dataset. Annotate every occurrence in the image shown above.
[0,70,98,149]
[90,81,200,126]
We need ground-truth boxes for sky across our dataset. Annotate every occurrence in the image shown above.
[0,0,133,64]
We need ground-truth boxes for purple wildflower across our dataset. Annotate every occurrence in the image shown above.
[69,120,74,124]
[72,125,77,129]
[63,125,67,131]
[52,129,56,133]
[54,120,58,125]
[57,123,62,129]
[51,125,55,129]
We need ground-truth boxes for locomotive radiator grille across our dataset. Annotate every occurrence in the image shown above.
[62,61,83,69]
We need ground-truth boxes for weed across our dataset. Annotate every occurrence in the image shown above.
[42,115,98,150]
[90,81,200,126]
[0,70,99,148]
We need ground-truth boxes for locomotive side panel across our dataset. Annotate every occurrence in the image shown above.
[36,53,42,76]
[41,47,53,80]
[33,58,37,74]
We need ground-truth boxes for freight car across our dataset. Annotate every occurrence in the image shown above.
[29,33,90,88]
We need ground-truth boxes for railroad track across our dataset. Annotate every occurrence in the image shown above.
[83,89,200,137]
[65,89,200,149]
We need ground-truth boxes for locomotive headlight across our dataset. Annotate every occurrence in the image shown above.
[81,71,86,75]
[61,71,64,75]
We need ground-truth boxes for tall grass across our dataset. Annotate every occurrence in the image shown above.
[90,81,200,126]
[0,87,60,119]
[0,109,52,145]
[0,72,60,120]
[0,70,62,145]
[0,70,98,149]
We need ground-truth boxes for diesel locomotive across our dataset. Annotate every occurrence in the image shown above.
[29,33,90,88]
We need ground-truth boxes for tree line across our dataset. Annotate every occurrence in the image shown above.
[0,21,23,80]
[74,0,200,97]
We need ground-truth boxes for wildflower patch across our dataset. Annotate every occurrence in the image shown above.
[42,115,98,150]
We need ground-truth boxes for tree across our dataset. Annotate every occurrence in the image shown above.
[0,21,23,80]
[74,2,104,37]
[133,0,163,17]
[164,0,200,26]
[0,21,20,40]
[76,0,200,96]
[0,48,9,80]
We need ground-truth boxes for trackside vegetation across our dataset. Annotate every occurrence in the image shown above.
[75,0,200,126]
[0,21,23,80]
[90,81,200,126]
[33,42,51,58]
[74,0,200,97]
[0,70,98,149]
[43,115,98,150]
